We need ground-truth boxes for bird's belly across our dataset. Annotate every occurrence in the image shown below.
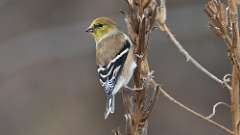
[124,61,137,85]
[111,61,137,95]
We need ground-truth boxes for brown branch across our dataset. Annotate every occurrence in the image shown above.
[228,2,240,130]
[230,0,240,126]
[121,0,160,135]
[231,65,239,135]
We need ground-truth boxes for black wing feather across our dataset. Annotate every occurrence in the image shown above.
[97,40,130,96]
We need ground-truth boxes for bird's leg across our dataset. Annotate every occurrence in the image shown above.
[124,85,144,91]
[134,53,144,59]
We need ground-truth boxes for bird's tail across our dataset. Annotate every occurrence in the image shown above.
[104,95,115,119]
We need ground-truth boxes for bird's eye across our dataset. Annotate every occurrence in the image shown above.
[95,24,104,29]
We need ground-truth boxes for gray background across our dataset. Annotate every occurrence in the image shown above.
[0,0,232,135]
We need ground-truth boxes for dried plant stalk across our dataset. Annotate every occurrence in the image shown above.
[121,0,160,134]
[230,1,240,134]
[116,0,240,134]
[205,0,240,135]
[231,65,239,135]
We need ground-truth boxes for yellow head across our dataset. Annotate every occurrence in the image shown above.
[86,17,118,43]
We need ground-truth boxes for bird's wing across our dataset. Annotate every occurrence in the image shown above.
[97,40,131,96]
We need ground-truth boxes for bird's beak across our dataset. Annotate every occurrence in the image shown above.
[85,27,94,33]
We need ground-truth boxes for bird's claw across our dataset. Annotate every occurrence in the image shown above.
[125,85,143,91]
[135,53,144,59]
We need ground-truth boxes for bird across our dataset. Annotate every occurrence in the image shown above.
[86,17,137,119]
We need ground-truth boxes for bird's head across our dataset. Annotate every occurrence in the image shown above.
[86,17,118,43]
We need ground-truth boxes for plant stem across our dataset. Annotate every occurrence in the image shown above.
[230,0,240,135]
[231,65,239,135]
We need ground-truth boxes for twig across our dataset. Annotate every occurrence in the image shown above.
[146,78,233,134]
[162,24,232,91]
[206,100,240,119]
[206,102,230,119]
[157,85,234,134]
[154,1,232,132]
[156,0,232,90]
[223,74,232,91]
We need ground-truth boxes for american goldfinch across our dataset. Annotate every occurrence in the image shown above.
[86,17,136,119]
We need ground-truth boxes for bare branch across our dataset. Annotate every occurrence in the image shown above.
[206,102,230,119]
[160,87,233,134]
[223,74,232,90]
[156,83,234,134]
[143,77,233,134]
[155,0,232,91]
[162,24,232,91]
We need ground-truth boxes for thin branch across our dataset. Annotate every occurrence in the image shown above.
[162,24,232,91]
[157,84,234,134]
[145,78,233,134]
[223,74,232,91]
[156,0,232,90]
[160,88,233,134]
[206,102,230,119]
[206,100,240,119]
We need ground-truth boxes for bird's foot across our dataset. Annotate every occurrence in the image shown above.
[124,85,143,91]
[134,53,144,59]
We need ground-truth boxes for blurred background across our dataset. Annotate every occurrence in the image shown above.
[0,0,232,135]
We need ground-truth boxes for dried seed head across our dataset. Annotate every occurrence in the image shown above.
[205,0,231,39]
